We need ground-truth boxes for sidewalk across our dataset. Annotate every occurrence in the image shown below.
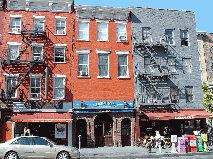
[80,146,213,158]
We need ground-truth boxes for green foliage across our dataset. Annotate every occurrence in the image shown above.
[202,83,213,112]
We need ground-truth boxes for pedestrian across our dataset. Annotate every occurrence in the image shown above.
[24,127,30,136]
[207,126,213,146]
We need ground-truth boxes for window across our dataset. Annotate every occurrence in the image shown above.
[146,86,156,103]
[116,22,127,41]
[97,50,110,77]
[55,17,66,35]
[29,74,42,100]
[33,16,45,31]
[97,20,109,41]
[182,58,191,73]
[53,75,65,99]
[185,86,193,103]
[54,44,66,63]
[8,45,19,60]
[5,75,18,98]
[144,56,152,73]
[33,137,49,145]
[170,86,178,102]
[165,29,174,45]
[180,30,188,46]
[10,15,21,33]
[116,51,129,77]
[142,27,152,43]
[168,57,176,73]
[77,49,90,77]
[31,43,44,61]
[11,137,33,145]
[78,19,90,41]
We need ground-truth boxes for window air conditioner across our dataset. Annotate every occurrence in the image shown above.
[57,30,65,34]
[171,95,178,101]
[119,36,126,41]
[79,71,88,76]
[33,56,41,61]
[12,28,20,33]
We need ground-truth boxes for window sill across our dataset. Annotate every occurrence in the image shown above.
[8,32,21,34]
[97,40,109,42]
[116,40,128,43]
[77,76,91,79]
[53,62,66,64]
[77,39,90,42]
[52,98,65,100]
[28,98,41,100]
[117,76,130,79]
[97,76,111,79]
[54,34,67,36]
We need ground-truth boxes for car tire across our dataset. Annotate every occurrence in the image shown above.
[56,151,70,159]
[4,151,18,159]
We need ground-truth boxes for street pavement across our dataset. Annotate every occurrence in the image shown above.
[80,146,213,159]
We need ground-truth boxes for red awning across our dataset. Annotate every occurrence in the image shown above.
[11,112,72,122]
[140,109,213,121]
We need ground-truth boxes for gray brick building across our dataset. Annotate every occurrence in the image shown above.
[129,6,211,139]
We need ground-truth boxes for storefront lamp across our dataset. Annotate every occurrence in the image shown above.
[5,127,9,131]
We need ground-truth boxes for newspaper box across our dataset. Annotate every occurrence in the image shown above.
[177,137,187,153]
[182,135,189,152]
[196,136,203,152]
[188,135,197,152]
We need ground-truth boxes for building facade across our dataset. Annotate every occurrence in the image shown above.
[130,7,211,140]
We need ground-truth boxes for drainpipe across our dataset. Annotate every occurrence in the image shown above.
[45,67,49,100]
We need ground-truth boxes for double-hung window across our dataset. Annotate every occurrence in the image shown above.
[168,57,176,73]
[180,30,188,46]
[182,58,191,73]
[53,44,66,63]
[76,49,90,77]
[116,51,129,77]
[31,43,44,61]
[33,16,45,31]
[115,21,127,42]
[170,86,178,102]
[142,27,152,43]
[5,74,19,98]
[55,16,66,35]
[53,75,65,99]
[7,42,21,60]
[97,50,110,78]
[29,74,42,100]
[165,29,174,45]
[78,19,90,41]
[144,56,152,73]
[97,20,109,41]
[10,15,22,33]
[185,86,193,103]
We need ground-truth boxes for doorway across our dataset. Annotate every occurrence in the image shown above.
[94,113,113,147]
[121,118,131,146]
[76,119,87,147]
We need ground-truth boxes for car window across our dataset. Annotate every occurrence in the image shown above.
[33,137,49,145]
[11,137,32,145]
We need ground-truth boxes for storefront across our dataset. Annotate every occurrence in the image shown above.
[136,109,213,139]
[73,101,135,147]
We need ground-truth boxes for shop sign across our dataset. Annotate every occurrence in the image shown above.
[73,109,134,113]
[175,116,194,119]
[55,124,66,138]
[74,101,134,108]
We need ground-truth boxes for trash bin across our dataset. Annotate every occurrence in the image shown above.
[188,135,197,152]
[177,137,187,153]
[196,136,203,152]
[182,135,189,152]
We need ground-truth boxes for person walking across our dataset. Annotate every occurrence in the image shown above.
[24,127,30,136]
[207,126,213,147]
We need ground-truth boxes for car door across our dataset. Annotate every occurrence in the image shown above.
[33,137,56,158]
[10,137,35,159]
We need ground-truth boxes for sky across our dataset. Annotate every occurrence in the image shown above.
[76,0,213,33]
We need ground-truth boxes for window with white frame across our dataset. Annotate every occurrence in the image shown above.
[185,86,193,103]
[170,86,178,102]
[144,56,153,73]
[10,15,22,33]
[182,58,191,73]
[97,20,109,41]
[54,44,66,63]
[33,16,45,31]
[142,27,152,43]
[97,50,110,77]
[5,75,18,98]
[7,42,21,60]
[55,17,66,35]
[116,51,129,77]
[116,22,127,41]
[31,43,44,61]
[29,74,42,100]
[76,49,90,77]
[180,30,188,46]
[78,19,90,41]
[165,29,174,45]
[53,75,65,99]
[168,57,176,73]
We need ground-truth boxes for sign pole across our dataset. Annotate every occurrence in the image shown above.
[79,135,81,152]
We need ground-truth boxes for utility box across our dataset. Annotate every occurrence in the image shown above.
[177,137,187,153]
[196,136,203,152]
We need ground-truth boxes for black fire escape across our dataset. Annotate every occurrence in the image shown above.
[0,22,47,108]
